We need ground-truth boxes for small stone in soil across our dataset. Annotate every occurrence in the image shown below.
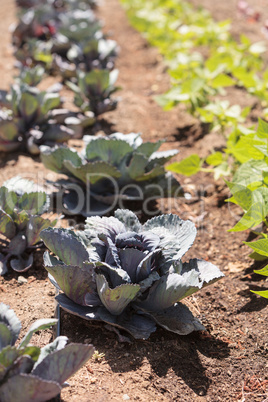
[123,395,130,401]
[18,276,27,284]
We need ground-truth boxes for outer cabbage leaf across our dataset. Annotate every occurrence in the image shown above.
[41,228,89,266]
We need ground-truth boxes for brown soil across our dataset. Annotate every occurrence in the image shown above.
[0,1,267,401]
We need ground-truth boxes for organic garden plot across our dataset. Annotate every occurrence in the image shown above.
[0,0,268,401]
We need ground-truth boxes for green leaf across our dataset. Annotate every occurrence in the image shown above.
[213,162,230,180]
[18,191,47,214]
[232,160,266,186]
[0,187,18,216]
[19,93,39,119]
[251,289,268,298]
[206,152,223,166]
[249,251,268,261]
[63,160,121,184]
[0,209,16,239]
[256,118,268,139]
[85,138,133,164]
[40,93,61,116]
[126,153,148,179]
[136,141,163,157]
[229,202,268,232]
[0,121,18,141]
[254,265,268,276]
[40,147,82,174]
[244,239,268,257]
[167,154,201,176]
[211,74,235,88]
[228,137,265,163]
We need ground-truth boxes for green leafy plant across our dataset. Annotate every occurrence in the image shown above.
[197,100,250,133]
[0,176,57,275]
[14,65,46,87]
[41,209,224,340]
[0,82,77,154]
[0,303,94,402]
[67,69,119,115]
[40,132,181,216]
[120,0,268,124]
[67,38,118,72]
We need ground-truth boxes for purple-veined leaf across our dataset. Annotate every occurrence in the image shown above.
[13,211,29,231]
[0,121,18,142]
[41,228,89,266]
[96,274,140,315]
[0,324,12,351]
[0,209,16,239]
[0,141,20,152]
[10,254,34,273]
[0,303,21,346]
[5,355,34,377]
[136,271,201,312]
[181,259,224,287]
[32,343,94,385]
[0,374,61,402]
[124,152,148,180]
[115,231,160,252]
[118,248,146,282]
[149,149,179,165]
[45,263,96,305]
[142,214,197,267]
[18,191,47,215]
[56,293,156,340]
[85,215,126,241]
[136,249,161,283]
[34,336,68,368]
[135,165,165,182]
[95,261,131,287]
[102,235,121,268]
[19,319,58,349]
[149,302,205,335]
[26,216,55,246]
[19,92,39,120]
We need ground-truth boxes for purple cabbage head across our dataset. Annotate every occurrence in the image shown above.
[41,209,224,340]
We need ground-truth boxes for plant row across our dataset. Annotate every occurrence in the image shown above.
[120,0,268,297]
[120,0,268,177]
[0,0,120,154]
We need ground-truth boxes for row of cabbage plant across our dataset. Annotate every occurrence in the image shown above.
[0,0,120,155]
[0,3,225,400]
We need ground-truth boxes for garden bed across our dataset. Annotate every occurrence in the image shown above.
[0,0,267,401]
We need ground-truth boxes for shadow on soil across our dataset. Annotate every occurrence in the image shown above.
[61,312,230,397]
[237,289,268,313]
[173,122,211,146]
